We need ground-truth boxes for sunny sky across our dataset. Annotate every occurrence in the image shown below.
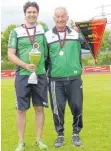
[1,0,111,31]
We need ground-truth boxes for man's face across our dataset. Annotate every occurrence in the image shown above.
[25,7,38,24]
[54,9,69,29]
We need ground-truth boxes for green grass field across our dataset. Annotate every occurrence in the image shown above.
[1,74,111,151]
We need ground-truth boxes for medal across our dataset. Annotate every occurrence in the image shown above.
[25,25,40,52]
[25,24,37,46]
[33,43,39,51]
[56,27,66,57]
[56,27,67,48]
[59,50,64,56]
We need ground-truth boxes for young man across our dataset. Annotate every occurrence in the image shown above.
[8,2,48,151]
[45,7,85,148]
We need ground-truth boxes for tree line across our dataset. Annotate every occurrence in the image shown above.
[1,24,111,69]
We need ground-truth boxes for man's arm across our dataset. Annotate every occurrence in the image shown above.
[74,26,88,49]
[43,34,50,72]
[8,48,36,73]
[8,28,36,72]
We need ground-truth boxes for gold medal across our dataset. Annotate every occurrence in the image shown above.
[59,50,64,56]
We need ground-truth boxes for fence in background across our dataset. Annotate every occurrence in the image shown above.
[1,66,111,77]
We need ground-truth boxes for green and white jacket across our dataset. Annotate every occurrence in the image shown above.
[8,24,48,75]
[45,26,84,80]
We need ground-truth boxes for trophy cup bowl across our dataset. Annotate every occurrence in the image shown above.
[28,51,41,84]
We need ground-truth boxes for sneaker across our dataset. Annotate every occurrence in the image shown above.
[72,134,82,146]
[36,140,48,150]
[54,136,64,148]
[15,141,25,151]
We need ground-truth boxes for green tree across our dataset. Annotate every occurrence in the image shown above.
[108,31,111,50]
[1,24,16,60]
[39,21,48,32]
[100,29,111,51]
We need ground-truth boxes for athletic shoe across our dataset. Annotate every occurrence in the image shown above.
[72,134,82,146]
[54,136,64,148]
[36,140,48,150]
[15,141,25,151]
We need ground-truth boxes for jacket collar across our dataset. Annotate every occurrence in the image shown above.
[52,26,71,34]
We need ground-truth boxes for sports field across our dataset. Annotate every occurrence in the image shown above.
[1,74,111,151]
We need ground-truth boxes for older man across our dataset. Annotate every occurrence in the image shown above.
[45,7,85,148]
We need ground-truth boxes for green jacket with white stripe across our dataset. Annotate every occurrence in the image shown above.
[8,24,48,76]
[45,26,84,79]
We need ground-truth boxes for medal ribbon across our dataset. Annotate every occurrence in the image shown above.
[56,27,67,48]
[25,24,36,46]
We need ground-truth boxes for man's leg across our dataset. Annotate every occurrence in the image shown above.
[49,81,67,147]
[15,110,26,151]
[15,75,31,151]
[34,106,44,140]
[32,75,48,150]
[66,78,83,146]
[34,106,48,150]
[16,110,26,142]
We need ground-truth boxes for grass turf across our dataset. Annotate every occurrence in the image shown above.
[1,74,111,151]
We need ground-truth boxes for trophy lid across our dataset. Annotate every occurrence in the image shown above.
[29,42,41,54]
[33,43,39,49]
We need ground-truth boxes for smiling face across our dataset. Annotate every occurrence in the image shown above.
[54,7,69,31]
[25,6,38,26]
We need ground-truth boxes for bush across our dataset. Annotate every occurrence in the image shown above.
[97,51,111,65]
[82,51,111,66]
[1,51,111,70]
[82,55,95,66]
[1,60,16,70]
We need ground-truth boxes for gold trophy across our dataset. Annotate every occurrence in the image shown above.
[28,43,41,84]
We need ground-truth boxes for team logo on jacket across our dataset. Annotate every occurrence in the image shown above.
[59,50,64,56]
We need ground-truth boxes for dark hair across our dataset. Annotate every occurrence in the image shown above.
[23,1,39,14]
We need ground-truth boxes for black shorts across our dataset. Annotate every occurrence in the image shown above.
[15,74,48,110]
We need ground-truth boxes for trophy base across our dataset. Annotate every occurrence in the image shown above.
[28,72,38,84]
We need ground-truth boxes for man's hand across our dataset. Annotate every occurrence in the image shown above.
[26,64,37,72]
[8,48,37,72]
[74,26,80,32]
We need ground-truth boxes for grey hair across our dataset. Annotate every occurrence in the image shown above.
[54,7,68,16]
